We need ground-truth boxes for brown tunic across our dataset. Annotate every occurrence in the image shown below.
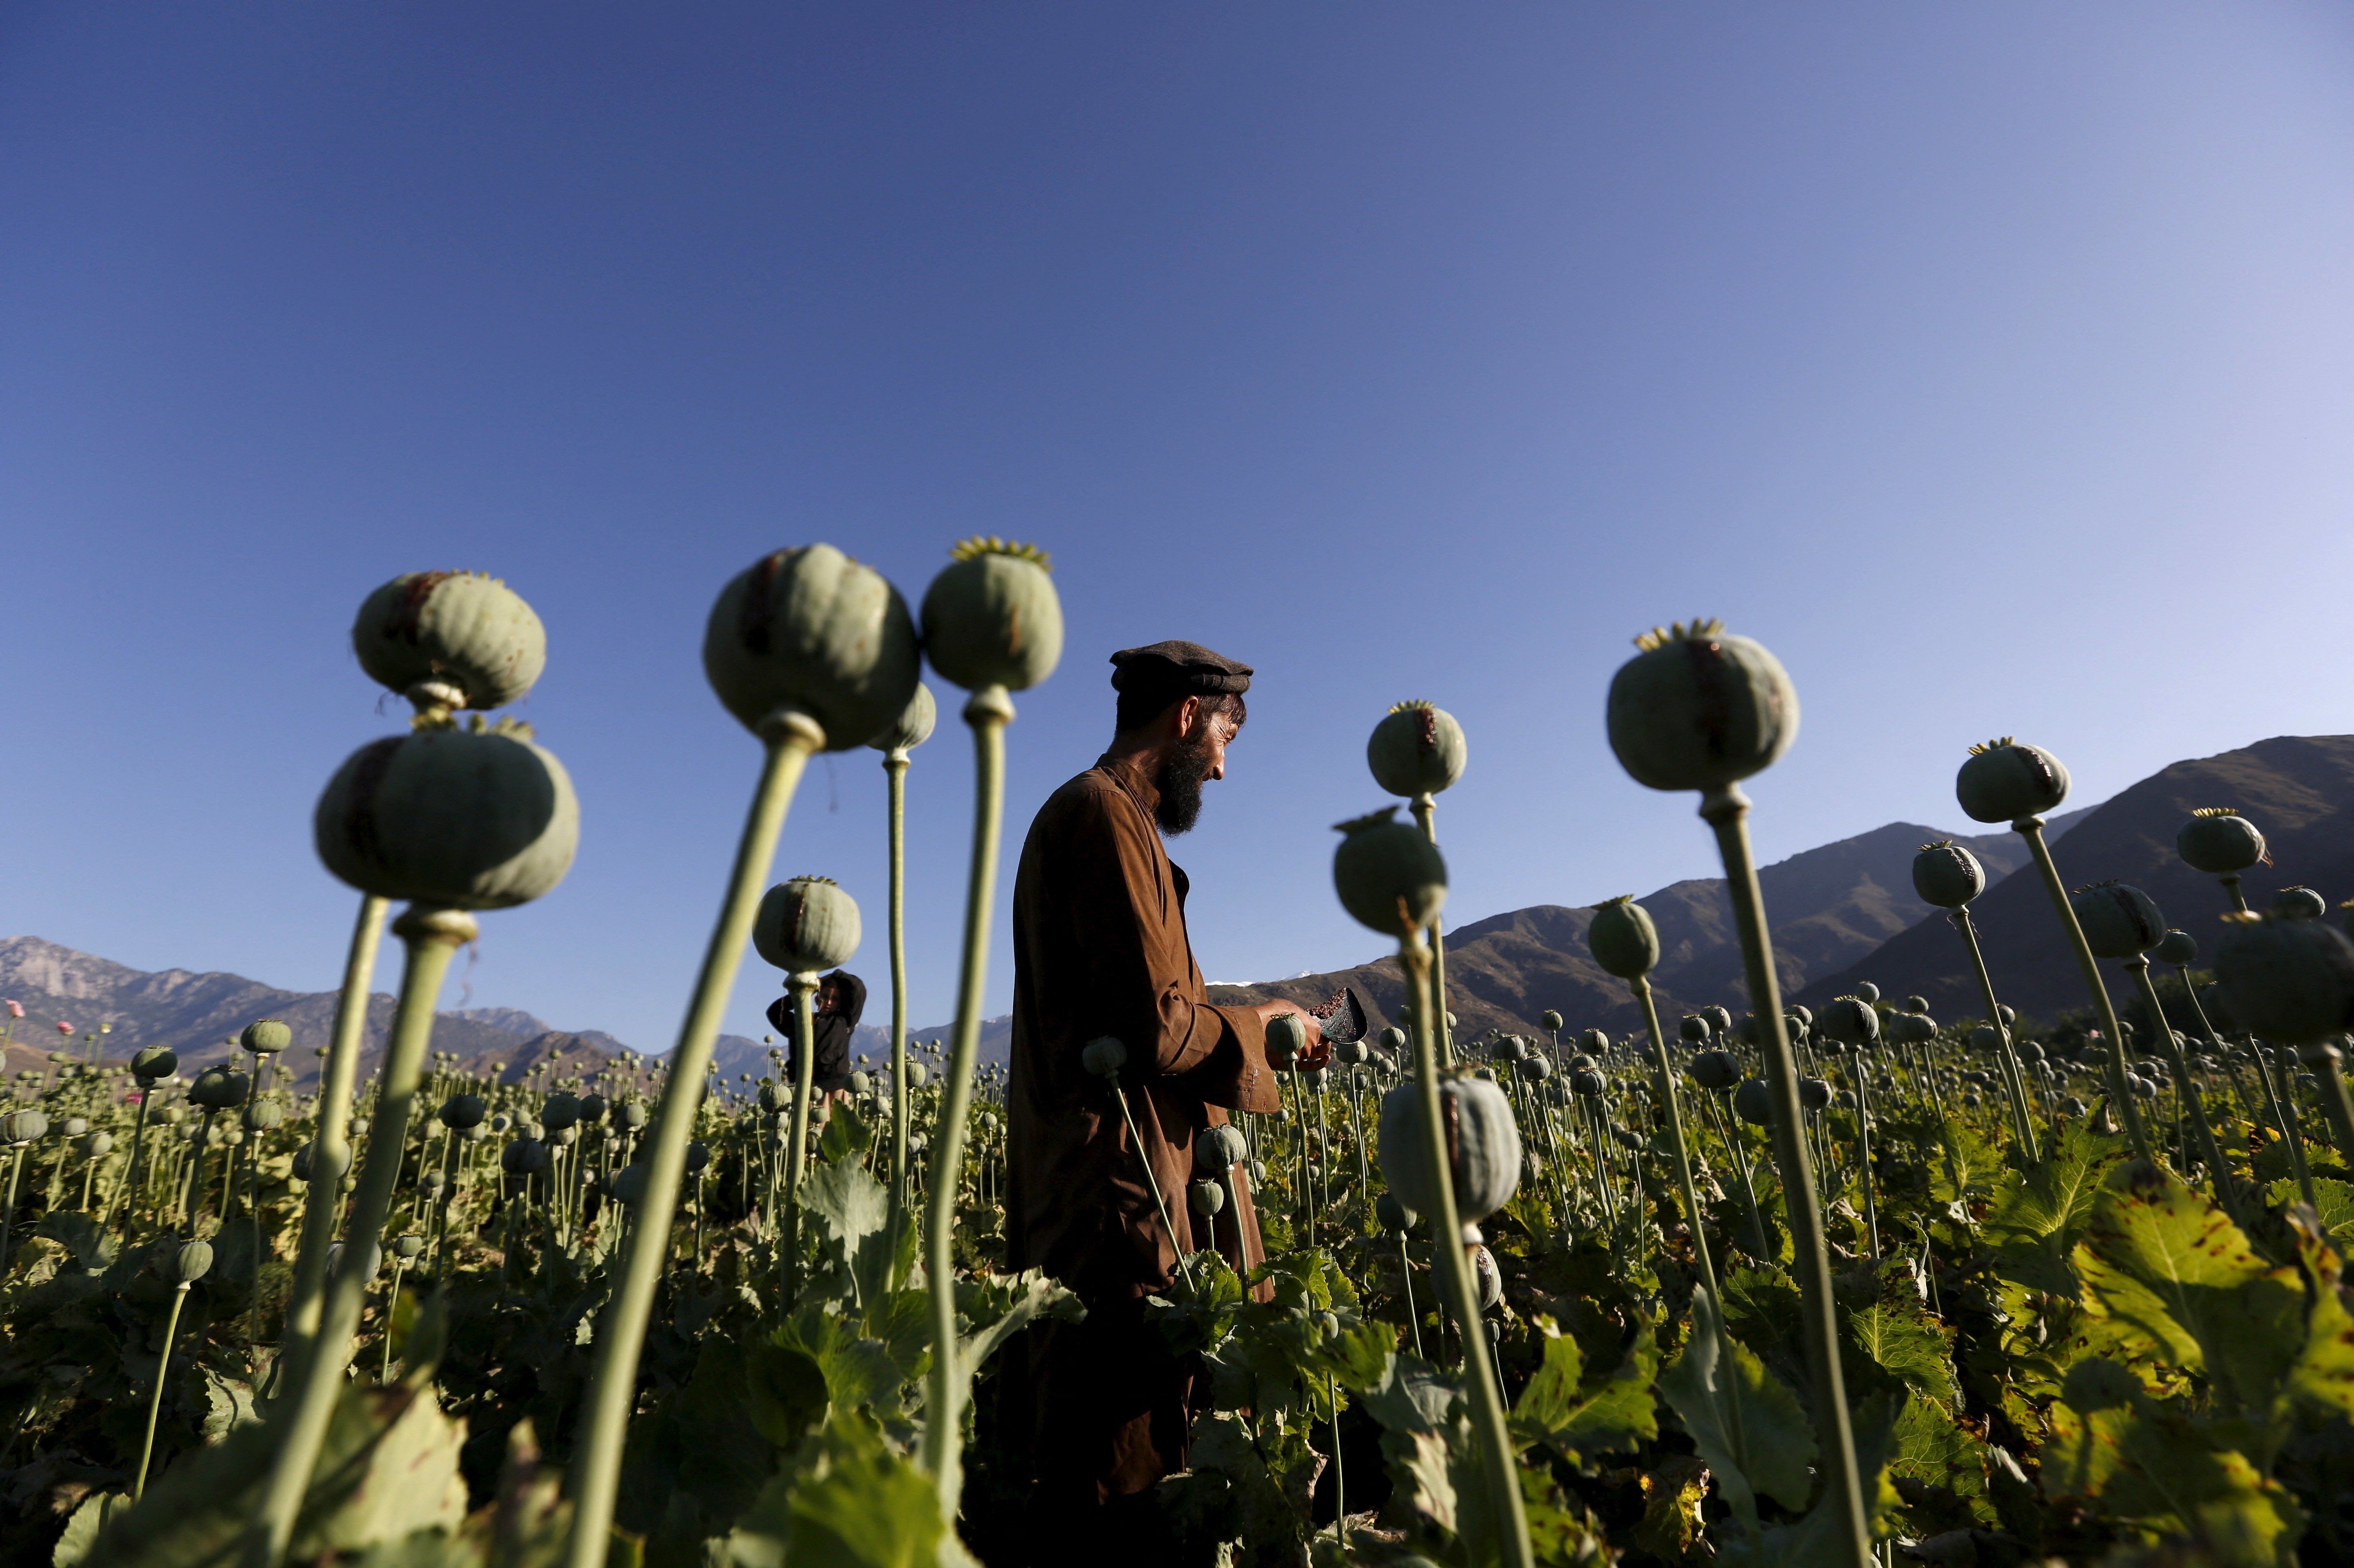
[1001,753,1280,1524]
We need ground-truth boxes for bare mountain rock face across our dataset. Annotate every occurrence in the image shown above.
[1796,734,2354,1024]
[0,935,627,1088]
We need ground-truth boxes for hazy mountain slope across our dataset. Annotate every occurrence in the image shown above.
[1207,810,2084,1040]
[1797,735,2354,1022]
[0,936,626,1086]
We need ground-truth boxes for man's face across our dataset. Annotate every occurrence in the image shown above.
[1154,698,1238,836]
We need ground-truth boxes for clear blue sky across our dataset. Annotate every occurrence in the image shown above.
[5,5,2350,1052]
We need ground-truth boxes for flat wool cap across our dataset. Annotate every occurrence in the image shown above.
[1109,640,1253,695]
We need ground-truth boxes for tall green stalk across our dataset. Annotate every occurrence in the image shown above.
[135,1282,191,1500]
[565,711,824,1563]
[1700,784,1872,1568]
[2014,818,2155,1165]
[2124,957,2238,1220]
[2297,1039,2354,1172]
[107,1093,151,1231]
[562,712,821,1568]
[1407,793,1457,1068]
[244,903,473,1568]
[2258,1046,2317,1205]
[1399,936,1531,1568]
[1629,977,1746,1472]
[782,972,819,1292]
[884,749,913,1271]
[921,686,1011,1516]
[1948,909,2040,1164]
[281,895,389,1378]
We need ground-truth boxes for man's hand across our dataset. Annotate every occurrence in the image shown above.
[1255,1002,1330,1071]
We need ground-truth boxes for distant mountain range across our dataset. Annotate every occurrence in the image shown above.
[0,931,1012,1096]
[1206,809,2087,1040]
[1792,734,2354,1024]
[12,734,2341,1088]
[0,935,638,1089]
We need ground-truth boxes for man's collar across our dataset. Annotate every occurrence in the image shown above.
[1095,751,1162,822]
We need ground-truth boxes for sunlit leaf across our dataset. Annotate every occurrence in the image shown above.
[1656,1290,1815,1521]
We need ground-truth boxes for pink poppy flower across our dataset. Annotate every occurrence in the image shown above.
[56,1020,74,1034]
[4,1000,22,1018]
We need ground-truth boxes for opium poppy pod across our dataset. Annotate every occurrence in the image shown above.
[1955,739,2070,825]
[352,571,547,713]
[1606,620,1798,792]
[920,538,1063,693]
[703,544,922,746]
[1587,897,1660,980]
[1732,1079,1772,1126]
[2,1110,48,1144]
[1189,1179,1226,1216]
[1678,1014,1709,1043]
[1469,1243,1504,1312]
[1332,808,1448,937]
[1195,1123,1249,1175]
[132,1047,177,1082]
[2273,886,2329,921]
[1378,1075,1522,1228]
[315,728,579,910]
[1689,1051,1738,1091]
[169,1239,215,1284]
[1540,1010,1564,1034]
[1705,1005,1734,1037]
[1367,700,1468,798]
[241,1019,292,1055]
[540,1093,582,1132]
[190,1066,249,1109]
[2178,808,2266,874]
[1081,1036,1127,1079]
[2069,882,2166,959]
[502,1138,551,1176]
[2155,929,2198,967]
[1820,996,1880,1046]
[1912,841,1986,909]
[1375,1191,1416,1234]
[1266,1013,1309,1069]
[1855,983,1880,1004]
[868,682,938,755]
[752,876,862,974]
[2216,914,2354,1044]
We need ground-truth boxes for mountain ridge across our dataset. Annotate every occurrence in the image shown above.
[1205,809,2086,1040]
[1795,734,2354,1023]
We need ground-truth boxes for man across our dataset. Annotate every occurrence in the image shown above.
[764,969,866,1104]
[1001,640,1327,1560]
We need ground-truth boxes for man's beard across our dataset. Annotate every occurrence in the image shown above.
[1153,729,1217,835]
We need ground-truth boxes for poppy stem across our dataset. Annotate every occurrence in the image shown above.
[1700,783,1872,1568]
[561,712,820,1568]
